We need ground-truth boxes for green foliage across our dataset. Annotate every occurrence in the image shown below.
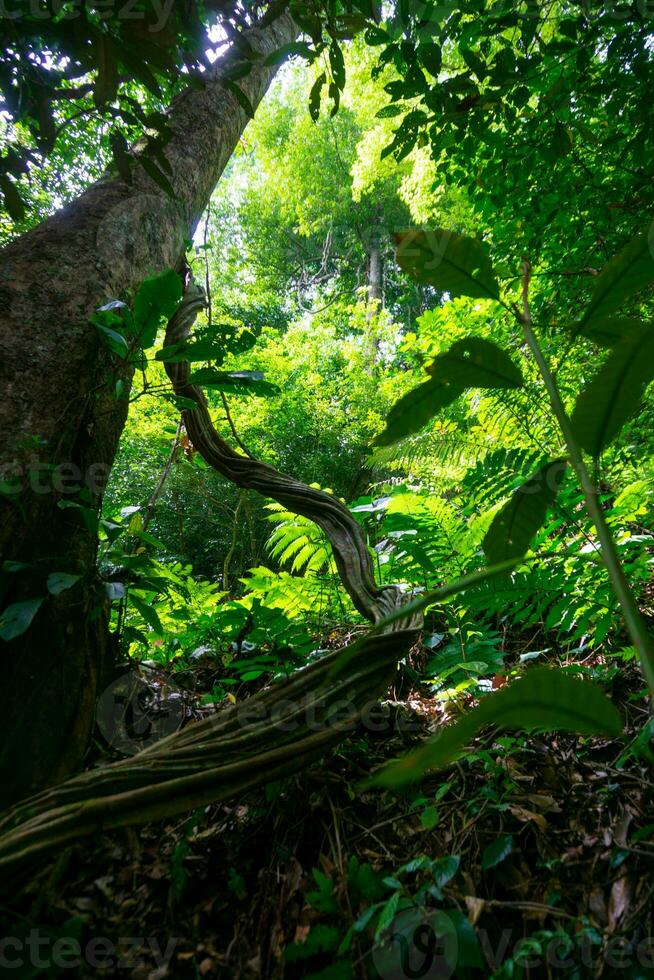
[483,459,567,564]
[395,229,500,300]
[372,668,623,788]
[571,326,654,457]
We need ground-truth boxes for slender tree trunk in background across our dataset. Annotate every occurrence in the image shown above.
[365,209,383,368]
[0,8,298,806]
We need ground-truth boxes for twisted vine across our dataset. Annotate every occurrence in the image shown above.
[0,281,422,876]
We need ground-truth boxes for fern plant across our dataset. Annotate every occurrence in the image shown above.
[265,502,334,574]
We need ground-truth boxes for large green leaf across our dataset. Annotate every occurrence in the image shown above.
[578,316,648,349]
[395,229,500,300]
[130,593,163,635]
[0,598,44,642]
[571,326,654,456]
[577,231,654,329]
[483,459,567,563]
[370,668,622,788]
[375,379,463,446]
[132,270,183,348]
[429,337,523,389]
[187,369,280,397]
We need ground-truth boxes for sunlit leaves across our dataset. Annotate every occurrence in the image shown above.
[395,229,500,301]
[370,668,622,787]
[483,460,567,564]
[571,325,654,457]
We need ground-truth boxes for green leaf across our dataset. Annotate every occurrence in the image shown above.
[110,131,132,184]
[224,79,255,120]
[156,334,255,364]
[395,229,500,300]
[139,155,175,198]
[482,835,514,871]
[129,593,163,635]
[94,323,129,357]
[577,230,654,329]
[187,368,279,397]
[370,668,622,787]
[375,379,463,446]
[309,73,326,122]
[420,805,439,829]
[578,316,648,349]
[0,598,44,642]
[94,35,119,107]
[420,42,442,77]
[133,269,182,348]
[483,459,567,563]
[429,337,523,389]
[47,573,81,596]
[571,327,654,456]
[264,41,314,66]
[329,42,346,90]
[0,174,25,221]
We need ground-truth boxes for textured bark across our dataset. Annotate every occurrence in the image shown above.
[0,8,299,805]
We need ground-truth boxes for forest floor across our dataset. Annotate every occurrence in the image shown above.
[2,654,654,980]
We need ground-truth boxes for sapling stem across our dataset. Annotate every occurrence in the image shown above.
[515,261,654,702]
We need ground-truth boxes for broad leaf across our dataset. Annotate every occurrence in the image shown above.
[571,326,654,456]
[264,41,314,66]
[133,270,183,348]
[94,323,129,357]
[578,316,648,349]
[188,368,279,397]
[577,230,654,329]
[375,379,463,446]
[47,573,81,596]
[223,80,255,120]
[130,593,163,635]
[395,229,500,301]
[0,598,44,642]
[482,835,513,871]
[139,155,175,198]
[483,459,567,563]
[429,337,523,389]
[370,668,622,787]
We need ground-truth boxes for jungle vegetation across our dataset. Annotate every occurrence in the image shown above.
[2,1,654,977]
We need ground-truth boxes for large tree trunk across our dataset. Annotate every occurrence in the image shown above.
[0,8,298,806]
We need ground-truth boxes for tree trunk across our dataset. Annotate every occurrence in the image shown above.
[365,208,383,367]
[0,8,298,806]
